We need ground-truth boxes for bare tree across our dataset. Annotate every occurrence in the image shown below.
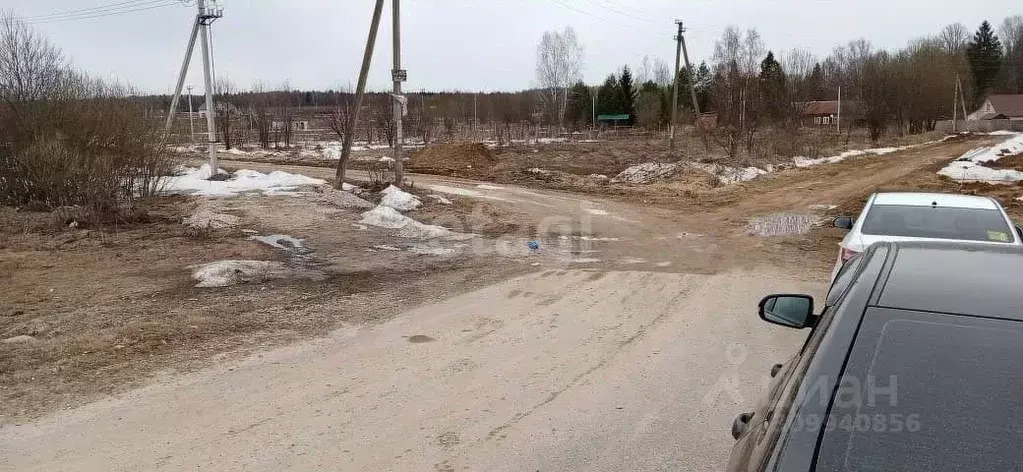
[249,81,272,149]
[653,58,673,87]
[535,26,584,128]
[636,55,653,85]
[939,23,969,55]
[276,82,295,148]
[214,78,237,150]
[1000,15,1023,93]
[1,12,168,213]
[328,91,352,143]
[781,48,817,125]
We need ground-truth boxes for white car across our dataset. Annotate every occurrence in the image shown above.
[831,192,1023,279]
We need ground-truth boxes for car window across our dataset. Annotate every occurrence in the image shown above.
[860,204,1012,243]
[814,308,1023,471]
[826,253,864,306]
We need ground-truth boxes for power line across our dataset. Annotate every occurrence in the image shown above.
[18,0,166,20]
[583,0,657,24]
[545,0,641,29]
[23,1,182,25]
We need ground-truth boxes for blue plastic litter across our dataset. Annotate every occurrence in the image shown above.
[527,240,540,250]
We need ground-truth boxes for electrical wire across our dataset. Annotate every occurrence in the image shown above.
[583,0,657,24]
[545,0,641,29]
[18,0,166,20]
[22,1,182,25]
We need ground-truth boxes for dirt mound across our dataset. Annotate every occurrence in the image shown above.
[410,143,497,177]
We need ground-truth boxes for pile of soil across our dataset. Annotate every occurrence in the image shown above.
[409,143,497,177]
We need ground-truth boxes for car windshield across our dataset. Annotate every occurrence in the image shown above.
[860,204,1013,243]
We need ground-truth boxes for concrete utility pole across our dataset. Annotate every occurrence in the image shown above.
[198,0,222,172]
[670,20,683,151]
[334,0,386,188]
[837,85,842,134]
[163,16,201,144]
[391,0,406,184]
[187,85,196,144]
[680,26,700,120]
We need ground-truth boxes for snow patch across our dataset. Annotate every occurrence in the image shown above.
[585,208,609,216]
[250,234,304,250]
[476,184,504,190]
[379,185,422,212]
[611,163,678,183]
[163,164,326,197]
[938,134,1023,183]
[358,205,457,239]
[189,260,286,288]
[429,194,453,205]
[372,245,402,251]
[793,145,914,168]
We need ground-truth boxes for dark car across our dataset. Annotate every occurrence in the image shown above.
[727,241,1023,471]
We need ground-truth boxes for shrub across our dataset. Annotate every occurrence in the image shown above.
[0,13,169,218]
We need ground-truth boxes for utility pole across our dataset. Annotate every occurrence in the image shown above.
[952,75,959,132]
[670,20,684,151]
[837,86,842,134]
[162,0,221,173]
[334,0,386,188]
[163,15,201,144]
[391,0,406,184]
[187,85,196,144]
[680,25,700,119]
[198,0,222,172]
[958,75,967,122]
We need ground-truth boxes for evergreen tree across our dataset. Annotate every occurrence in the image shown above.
[808,63,825,100]
[635,80,666,129]
[565,81,593,129]
[596,74,620,117]
[759,51,787,122]
[617,65,636,123]
[966,21,1004,102]
[694,61,713,112]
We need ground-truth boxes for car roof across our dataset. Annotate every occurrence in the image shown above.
[876,242,1023,319]
[871,192,999,210]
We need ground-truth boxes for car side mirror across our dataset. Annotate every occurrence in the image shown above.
[833,216,854,230]
[1015,225,1023,241]
[759,294,815,329]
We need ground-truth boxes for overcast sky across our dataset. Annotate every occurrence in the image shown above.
[7,0,1021,94]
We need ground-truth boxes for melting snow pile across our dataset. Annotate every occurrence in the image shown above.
[611,163,679,183]
[379,185,422,212]
[359,205,454,239]
[687,162,769,184]
[938,133,1023,183]
[793,146,911,168]
[188,260,287,288]
[249,234,304,250]
[164,164,326,197]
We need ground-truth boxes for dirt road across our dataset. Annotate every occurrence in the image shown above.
[2,268,818,471]
[2,139,993,471]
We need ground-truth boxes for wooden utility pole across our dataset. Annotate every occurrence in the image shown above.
[334,0,385,188]
[391,0,406,184]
